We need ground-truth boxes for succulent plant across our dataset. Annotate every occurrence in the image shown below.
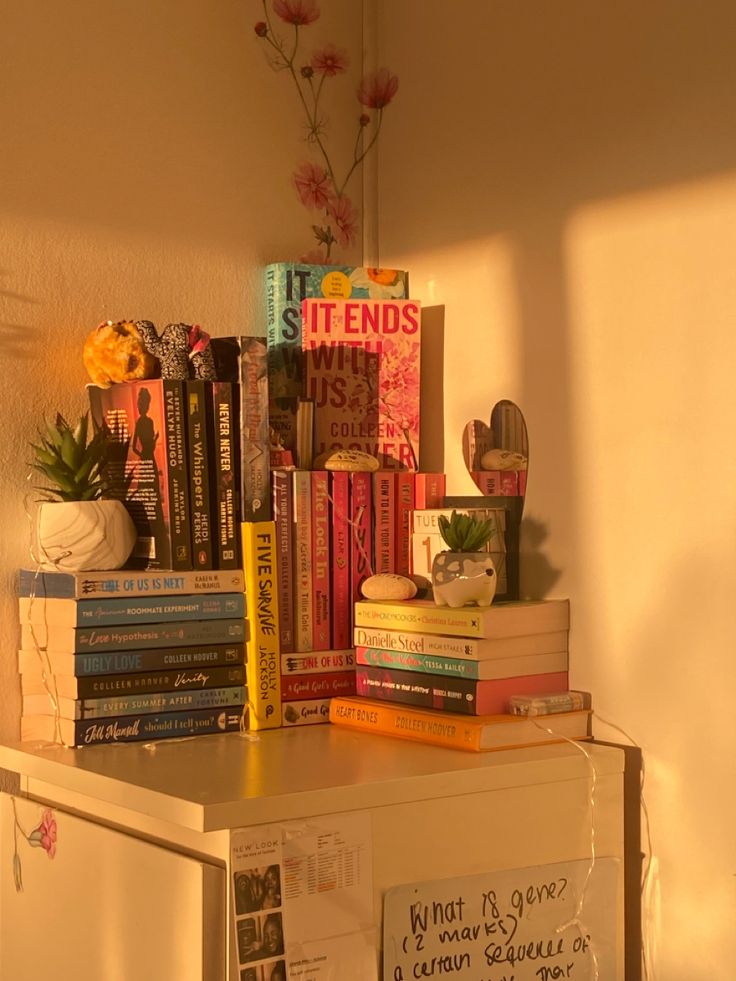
[437,510,495,553]
[30,413,117,502]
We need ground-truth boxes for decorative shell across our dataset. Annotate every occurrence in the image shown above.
[83,320,157,388]
[360,573,417,601]
[313,449,380,472]
[480,448,528,471]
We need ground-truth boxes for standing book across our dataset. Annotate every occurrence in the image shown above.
[271,469,294,653]
[88,379,192,570]
[329,696,591,753]
[292,470,313,652]
[184,380,215,569]
[329,471,351,650]
[242,521,282,729]
[207,381,240,568]
[310,470,331,650]
[302,297,422,471]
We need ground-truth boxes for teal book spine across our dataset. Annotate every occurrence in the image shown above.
[19,593,245,628]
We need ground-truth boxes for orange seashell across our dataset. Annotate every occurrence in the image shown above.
[83,321,158,388]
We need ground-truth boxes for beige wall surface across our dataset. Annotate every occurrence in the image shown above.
[0,0,366,751]
[377,2,736,979]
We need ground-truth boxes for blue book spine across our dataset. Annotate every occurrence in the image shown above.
[23,618,246,654]
[77,685,247,719]
[50,592,245,626]
[69,706,245,746]
[19,643,245,677]
[16,567,246,599]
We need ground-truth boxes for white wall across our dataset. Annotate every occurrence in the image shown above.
[0,0,365,753]
[377,2,736,979]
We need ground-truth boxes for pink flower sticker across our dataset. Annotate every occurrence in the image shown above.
[327,195,359,248]
[272,0,320,26]
[311,44,349,77]
[357,69,399,109]
[293,162,335,210]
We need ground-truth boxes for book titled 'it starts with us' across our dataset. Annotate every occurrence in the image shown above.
[302,298,422,471]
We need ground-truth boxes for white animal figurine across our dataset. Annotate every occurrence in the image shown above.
[431,553,497,608]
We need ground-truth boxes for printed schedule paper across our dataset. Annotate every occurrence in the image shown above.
[231,812,376,980]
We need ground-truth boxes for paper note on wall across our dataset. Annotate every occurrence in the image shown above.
[383,857,620,981]
[231,811,377,981]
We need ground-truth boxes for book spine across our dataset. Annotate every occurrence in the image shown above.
[236,336,271,522]
[292,470,313,652]
[185,380,215,569]
[519,471,527,496]
[18,643,245,676]
[208,381,240,569]
[281,671,356,701]
[353,602,487,638]
[20,664,246,698]
[23,618,246,653]
[310,470,331,650]
[271,469,294,653]
[395,472,415,577]
[349,472,373,608]
[71,685,247,720]
[329,697,482,751]
[280,649,355,675]
[499,471,519,495]
[266,263,308,400]
[64,706,245,747]
[16,568,246,599]
[356,664,483,714]
[20,593,245,627]
[356,646,487,679]
[372,471,396,574]
[281,697,332,727]
[471,471,503,496]
[329,471,351,650]
[163,380,193,570]
[413,473,446,509]
[242,521,282,729]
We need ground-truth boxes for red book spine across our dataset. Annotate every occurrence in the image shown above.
[310,470,331,651]
[413,473,446,509]
[471,471,502,496]
[499,471,519,495]
[281,670,357,701]
[372,471,396,574]
[519,471,527,496]
[329,471,351,650]
[272,469,294,653]
[292,470,313,652]
[395,471,415,577]
[349,472,373,609]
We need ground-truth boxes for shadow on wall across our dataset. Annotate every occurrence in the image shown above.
[0,271,40,361]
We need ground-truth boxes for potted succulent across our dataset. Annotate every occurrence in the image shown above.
[30,412,136,572]
[431,510,498,608]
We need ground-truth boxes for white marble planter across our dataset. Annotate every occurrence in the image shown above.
[37,499,136,572]
[431,551,497,608]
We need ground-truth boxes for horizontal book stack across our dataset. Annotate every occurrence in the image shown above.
[17,567,247,747]
[330,598,592,752]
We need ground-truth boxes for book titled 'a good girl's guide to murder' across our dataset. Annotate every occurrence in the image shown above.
[302,298,421,471]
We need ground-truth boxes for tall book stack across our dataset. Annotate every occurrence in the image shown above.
[17,568,247,746]
[330,598,592,752]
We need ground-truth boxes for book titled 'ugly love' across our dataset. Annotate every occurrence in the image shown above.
[302,298,422,471]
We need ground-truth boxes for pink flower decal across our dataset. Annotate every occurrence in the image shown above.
[293,162,335,210]
[328,195,359,248]
[272,0,320,26]
[357,69,399,109]
[29,809,57,859]
[311,44,349,77]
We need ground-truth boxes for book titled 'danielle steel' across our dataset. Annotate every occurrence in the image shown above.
[22,618,246,654]
[18,643,245,677]
[23,684,247,721]
[88,379,192,570]
[355,665,569,716]
[20,664,246,699]
[329,697,591,753]
[352,626,569,661]
[18,593,245,628]
[21,706,245,747]
[302,297,422,471]
[16,567,245,599]
[353,599,570,639]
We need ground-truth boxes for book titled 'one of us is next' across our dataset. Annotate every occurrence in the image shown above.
[302,297,422,472]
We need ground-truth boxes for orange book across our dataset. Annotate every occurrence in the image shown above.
[329,696,591,752]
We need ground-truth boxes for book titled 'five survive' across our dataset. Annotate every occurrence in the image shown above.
[302,298,422,471]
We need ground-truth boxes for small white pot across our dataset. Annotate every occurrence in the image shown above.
[37,499,136,573]
[431,551,497,608]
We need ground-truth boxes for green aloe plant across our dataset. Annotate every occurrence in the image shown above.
[437,510,495,553]
[30,413,118,502]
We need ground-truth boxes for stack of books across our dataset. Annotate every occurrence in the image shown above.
[17,567,247,746]
[330,597,592,751]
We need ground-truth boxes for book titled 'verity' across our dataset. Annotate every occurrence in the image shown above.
[353,599,570,639]
[329,696,591,753]
[20,664,246,700]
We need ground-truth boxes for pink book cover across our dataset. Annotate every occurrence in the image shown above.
[272,469,294,653]
[349,472,373,612]
[292,470,313,652]
[395,471,415,577]
[329,470,351,650]
[311,470,331,651]
[500,471,519,495]
[413,473,446,509]
[372,471,396,574]
[302,298,422,471]
[472,471,502,496]
[281,670,357,701]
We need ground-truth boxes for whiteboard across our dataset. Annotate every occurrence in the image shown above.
[383,857,620,981]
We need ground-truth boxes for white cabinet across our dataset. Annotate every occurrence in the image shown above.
[0,727,626,980]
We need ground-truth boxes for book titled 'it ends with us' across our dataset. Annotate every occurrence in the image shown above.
[302,298,422,472]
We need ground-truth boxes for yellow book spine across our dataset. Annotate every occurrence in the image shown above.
[329,697,482,751]
[242,521,282,729]
[353,602,484,638]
